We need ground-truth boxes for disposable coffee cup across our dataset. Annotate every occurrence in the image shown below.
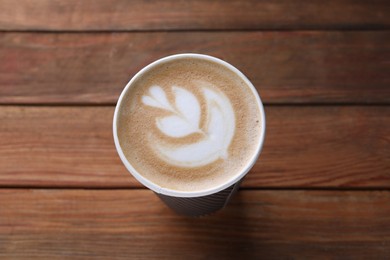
[113,54,266,216]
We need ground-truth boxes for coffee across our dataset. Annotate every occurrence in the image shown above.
[116,56,262,192]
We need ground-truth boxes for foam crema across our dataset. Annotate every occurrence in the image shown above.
[116,56,262,192]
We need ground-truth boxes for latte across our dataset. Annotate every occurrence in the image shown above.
[116,55,263,192]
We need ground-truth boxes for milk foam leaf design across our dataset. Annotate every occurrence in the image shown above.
[157,115,201,138]
[203,87,235,159]
[142,86,202,138]
[143,83,236,168]
[141,85,174,111]
[172,86,201,131]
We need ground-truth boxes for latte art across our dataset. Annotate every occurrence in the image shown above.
[116,56,262,192]
[142,83,235,167]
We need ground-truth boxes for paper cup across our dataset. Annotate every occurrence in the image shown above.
[113,54,266,216]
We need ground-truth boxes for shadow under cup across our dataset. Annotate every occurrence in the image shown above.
[113,53,266,217]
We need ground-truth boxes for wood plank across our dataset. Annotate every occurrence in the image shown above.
[0,189,389,258]
[0,106,134,188]
[1,32,389,105]
[0,106,389,188]
[0,0,388,31]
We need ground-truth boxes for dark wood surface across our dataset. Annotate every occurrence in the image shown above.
[1,106,389,188]
[1,32,389,104]
[1,190,389,259]
[0,0,388,31]
[0,0,389,258]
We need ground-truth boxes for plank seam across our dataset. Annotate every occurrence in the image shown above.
[0,28,389,33]
[0,187,389,191]
[0,103,389,107]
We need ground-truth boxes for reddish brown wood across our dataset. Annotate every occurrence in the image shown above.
[251,106,390,188]
[0,31,389,105]
[0,106,388,188]
[0,0,388,31]
[0,106,137,188]
[0,189,389,258]
[0,1,388,258]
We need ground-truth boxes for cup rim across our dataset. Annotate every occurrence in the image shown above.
[113,53,266,198]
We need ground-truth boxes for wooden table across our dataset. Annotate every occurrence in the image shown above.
[1,1,389,258]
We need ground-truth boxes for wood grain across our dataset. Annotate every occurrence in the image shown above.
[0,189,389,258]
[0,0,388,31]
[1,31,389,105]
[0,106,388,189]
[0,106,134,188]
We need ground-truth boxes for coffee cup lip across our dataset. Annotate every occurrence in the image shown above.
[113,53,266,198]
